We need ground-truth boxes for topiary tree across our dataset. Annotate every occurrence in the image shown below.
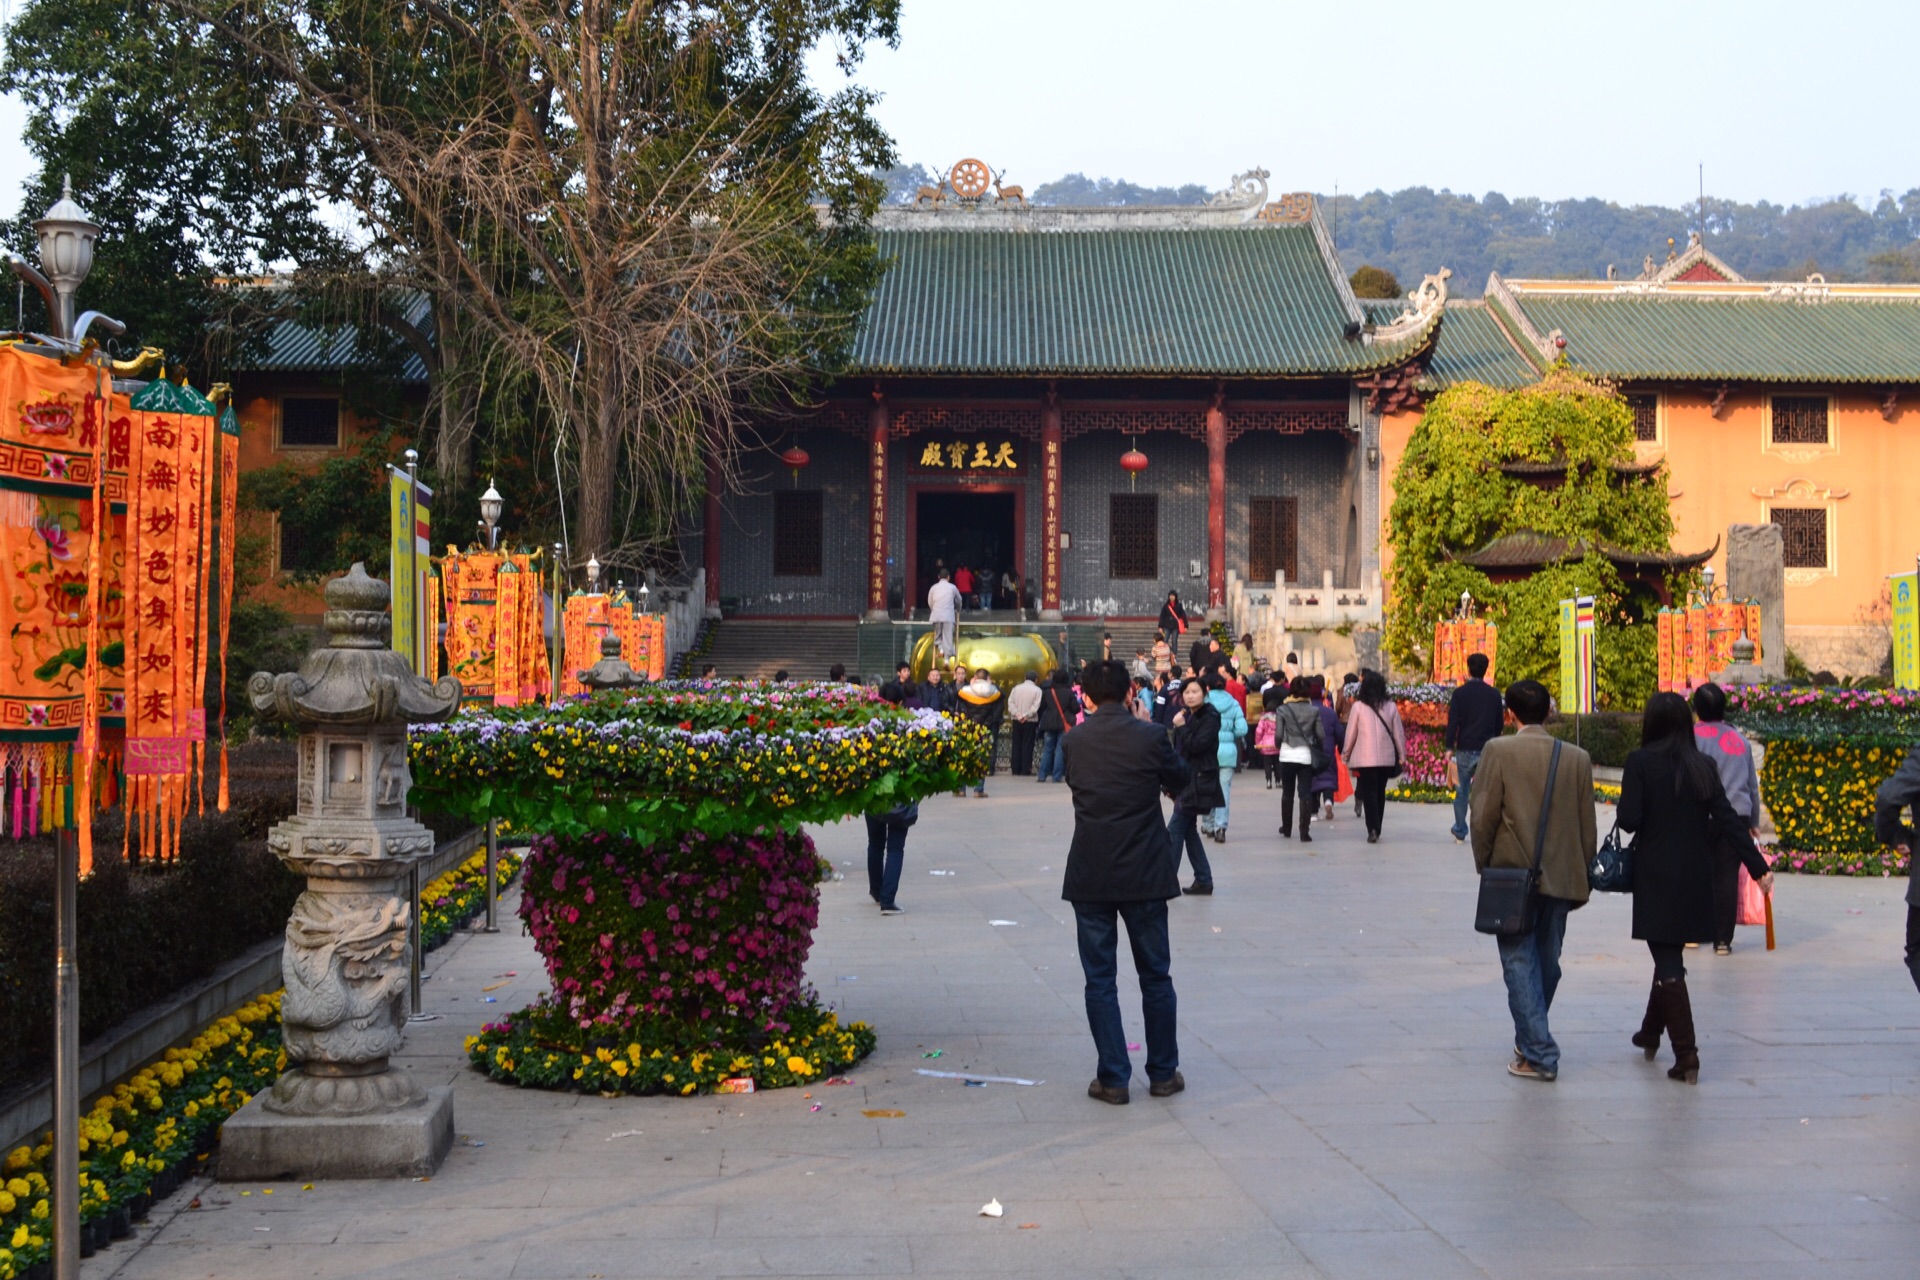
[409,681,987,1095]
[1349,264,1402,299]
[1385,371,1681,710]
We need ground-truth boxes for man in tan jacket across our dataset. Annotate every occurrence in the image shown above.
[1469,679,1595,1082]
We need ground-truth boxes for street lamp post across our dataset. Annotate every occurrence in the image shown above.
[479,480,503,551]
[19,178,121,1280]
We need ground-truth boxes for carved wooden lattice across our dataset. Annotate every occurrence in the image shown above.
[1770,507,1828,569]
[1627,394,1659,443]
[1226,409,1348,444]
[1770,395,1829,445]
[892,406,1041,439]
[1109,493,1159,580]
[772,490,824,577]
[1062,409,1204,441]
[1248,496,1298,584]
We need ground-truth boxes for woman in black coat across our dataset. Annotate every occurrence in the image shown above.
[1167,679,1224,895]
[1158,591,1191,644]
[1618,692,1774,1084]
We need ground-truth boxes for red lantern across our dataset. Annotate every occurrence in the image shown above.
[779,443,810,487]
[1119,445,1148,491]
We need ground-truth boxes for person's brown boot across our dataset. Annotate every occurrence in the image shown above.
[1148,1071,1185,1098]
[1631,981,1663,1060]
[1657,978,1699,1084]
[1087,1079,1130,1105]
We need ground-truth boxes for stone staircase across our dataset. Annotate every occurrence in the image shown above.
[697,620,861,681]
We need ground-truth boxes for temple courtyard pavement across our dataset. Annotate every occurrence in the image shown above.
[99,781,1917,1279]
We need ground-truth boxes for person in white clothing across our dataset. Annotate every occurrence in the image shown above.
[927,569,962,657]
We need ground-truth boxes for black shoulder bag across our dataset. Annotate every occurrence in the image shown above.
[1474,739,1564,936]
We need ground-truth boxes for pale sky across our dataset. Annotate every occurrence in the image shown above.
[2,0,1913,219]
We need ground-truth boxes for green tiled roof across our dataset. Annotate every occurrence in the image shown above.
[851,228,1433,377]
[1415,302,1539,389]
[1508,292,1920,385]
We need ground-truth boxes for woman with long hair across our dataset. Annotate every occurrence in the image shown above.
[1342,669,1407,843]
[1618,692,1774,1084]
[1168,678,1223,894]
[1158,590,1190,640]
[1309,676,1344,822]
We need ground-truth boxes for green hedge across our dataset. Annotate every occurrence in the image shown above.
[1542,711,1640,768]
[0,741,474,1093]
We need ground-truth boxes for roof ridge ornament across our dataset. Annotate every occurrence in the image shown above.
[1206,167,1270,218]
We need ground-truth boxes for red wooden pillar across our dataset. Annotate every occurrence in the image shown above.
[703,445,722,617]
[1206,389,1227,617]
[865,387,891,620]
[1040,389,1063,621]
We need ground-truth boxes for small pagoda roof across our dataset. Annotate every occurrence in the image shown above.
[1450,530,1718,573]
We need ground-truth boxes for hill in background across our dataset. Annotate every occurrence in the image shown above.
[877,165,1920,291]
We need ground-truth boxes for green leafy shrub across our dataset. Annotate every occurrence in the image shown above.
[1543,711,1641,768]
[1385,371,1680,709]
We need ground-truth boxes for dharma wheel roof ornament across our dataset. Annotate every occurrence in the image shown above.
[249,563,462,728]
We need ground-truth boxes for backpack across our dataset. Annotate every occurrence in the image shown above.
[1254,713,1277,752]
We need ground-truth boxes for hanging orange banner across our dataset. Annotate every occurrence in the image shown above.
[124,379,215,777]
[561,593,611,696]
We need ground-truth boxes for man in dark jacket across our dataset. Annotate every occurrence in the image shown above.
[1062,660,1191,1105]
[1873,745,1920,994]
[1445,652,1506,843]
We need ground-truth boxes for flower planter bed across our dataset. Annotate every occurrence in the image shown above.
[0,847,520,1278]
[411,681,986,1096]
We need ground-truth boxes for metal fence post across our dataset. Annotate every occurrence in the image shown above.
[483,818,500,933]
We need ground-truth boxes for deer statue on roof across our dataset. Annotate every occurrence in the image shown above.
[991,167,1025,207]
[913,167,949,207]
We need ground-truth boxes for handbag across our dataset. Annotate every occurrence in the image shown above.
[1365,702,1403,781]
[1475,739,1564,936]
[1735,862,1769,926]
[1589,818,1635,893]
[1334,752,1354,803]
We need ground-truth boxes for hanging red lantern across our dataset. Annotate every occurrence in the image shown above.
[779,443,811,487]
[1119,444,1148,491]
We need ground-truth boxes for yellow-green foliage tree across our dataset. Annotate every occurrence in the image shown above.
[1386,370,1683,709]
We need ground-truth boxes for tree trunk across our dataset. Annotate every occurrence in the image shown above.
[575,388,620,562]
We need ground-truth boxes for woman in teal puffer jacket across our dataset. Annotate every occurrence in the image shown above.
[1203,671,1250,842]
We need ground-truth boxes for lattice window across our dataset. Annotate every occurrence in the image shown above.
[276,516,325,574]
[892,406,1041,440]
[1062,409,1204,441]
[1248,496,1298,583]
[1770,507,1829,569]
[1627,394,1659,443]
[279,396,340,448]
[1769,395,1829,445]
[1109,493,1158,579]
[772,490,824,577]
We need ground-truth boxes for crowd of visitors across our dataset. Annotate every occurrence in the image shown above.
[828,601,1919,1101]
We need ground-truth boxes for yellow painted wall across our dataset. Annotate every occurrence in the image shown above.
[1378,389,1914,673]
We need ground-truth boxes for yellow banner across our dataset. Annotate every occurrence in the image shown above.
[1893,572,1919,691]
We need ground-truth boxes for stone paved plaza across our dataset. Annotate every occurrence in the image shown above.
[100,781,1918,1279]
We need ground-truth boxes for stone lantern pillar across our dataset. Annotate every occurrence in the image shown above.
[220,564,463,1180]
[577,631,648,692]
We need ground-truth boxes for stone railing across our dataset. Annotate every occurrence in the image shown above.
[1227,569,1383,677]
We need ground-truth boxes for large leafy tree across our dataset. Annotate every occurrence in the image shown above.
[1386,371,1682,709]
[0,0,345,378]
[158,0,899,567]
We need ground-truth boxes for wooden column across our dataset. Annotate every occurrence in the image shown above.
[703,445,723,618]
[1206,388,1227,618]
[865,387,891,621]
[1040,389,1064,621]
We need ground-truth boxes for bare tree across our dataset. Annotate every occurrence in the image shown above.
[165,0,898,564]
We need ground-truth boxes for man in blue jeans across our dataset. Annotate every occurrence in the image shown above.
[1445,651,1506,843]
[1061,660,1191,1104]
[1468,679,1595,1082]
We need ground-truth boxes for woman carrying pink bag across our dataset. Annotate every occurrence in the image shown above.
[1690,683,1765,955]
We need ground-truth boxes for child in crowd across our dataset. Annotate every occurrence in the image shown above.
[1256,687,1283,789]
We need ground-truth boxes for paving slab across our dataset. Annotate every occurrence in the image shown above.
[95,781,1920,1279]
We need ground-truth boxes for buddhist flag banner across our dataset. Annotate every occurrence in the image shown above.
[125,378,215,776]
[388,466,433,674]
[1893,572,1919,691]
[562,593,611,697]
[1557,596,1595,714]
